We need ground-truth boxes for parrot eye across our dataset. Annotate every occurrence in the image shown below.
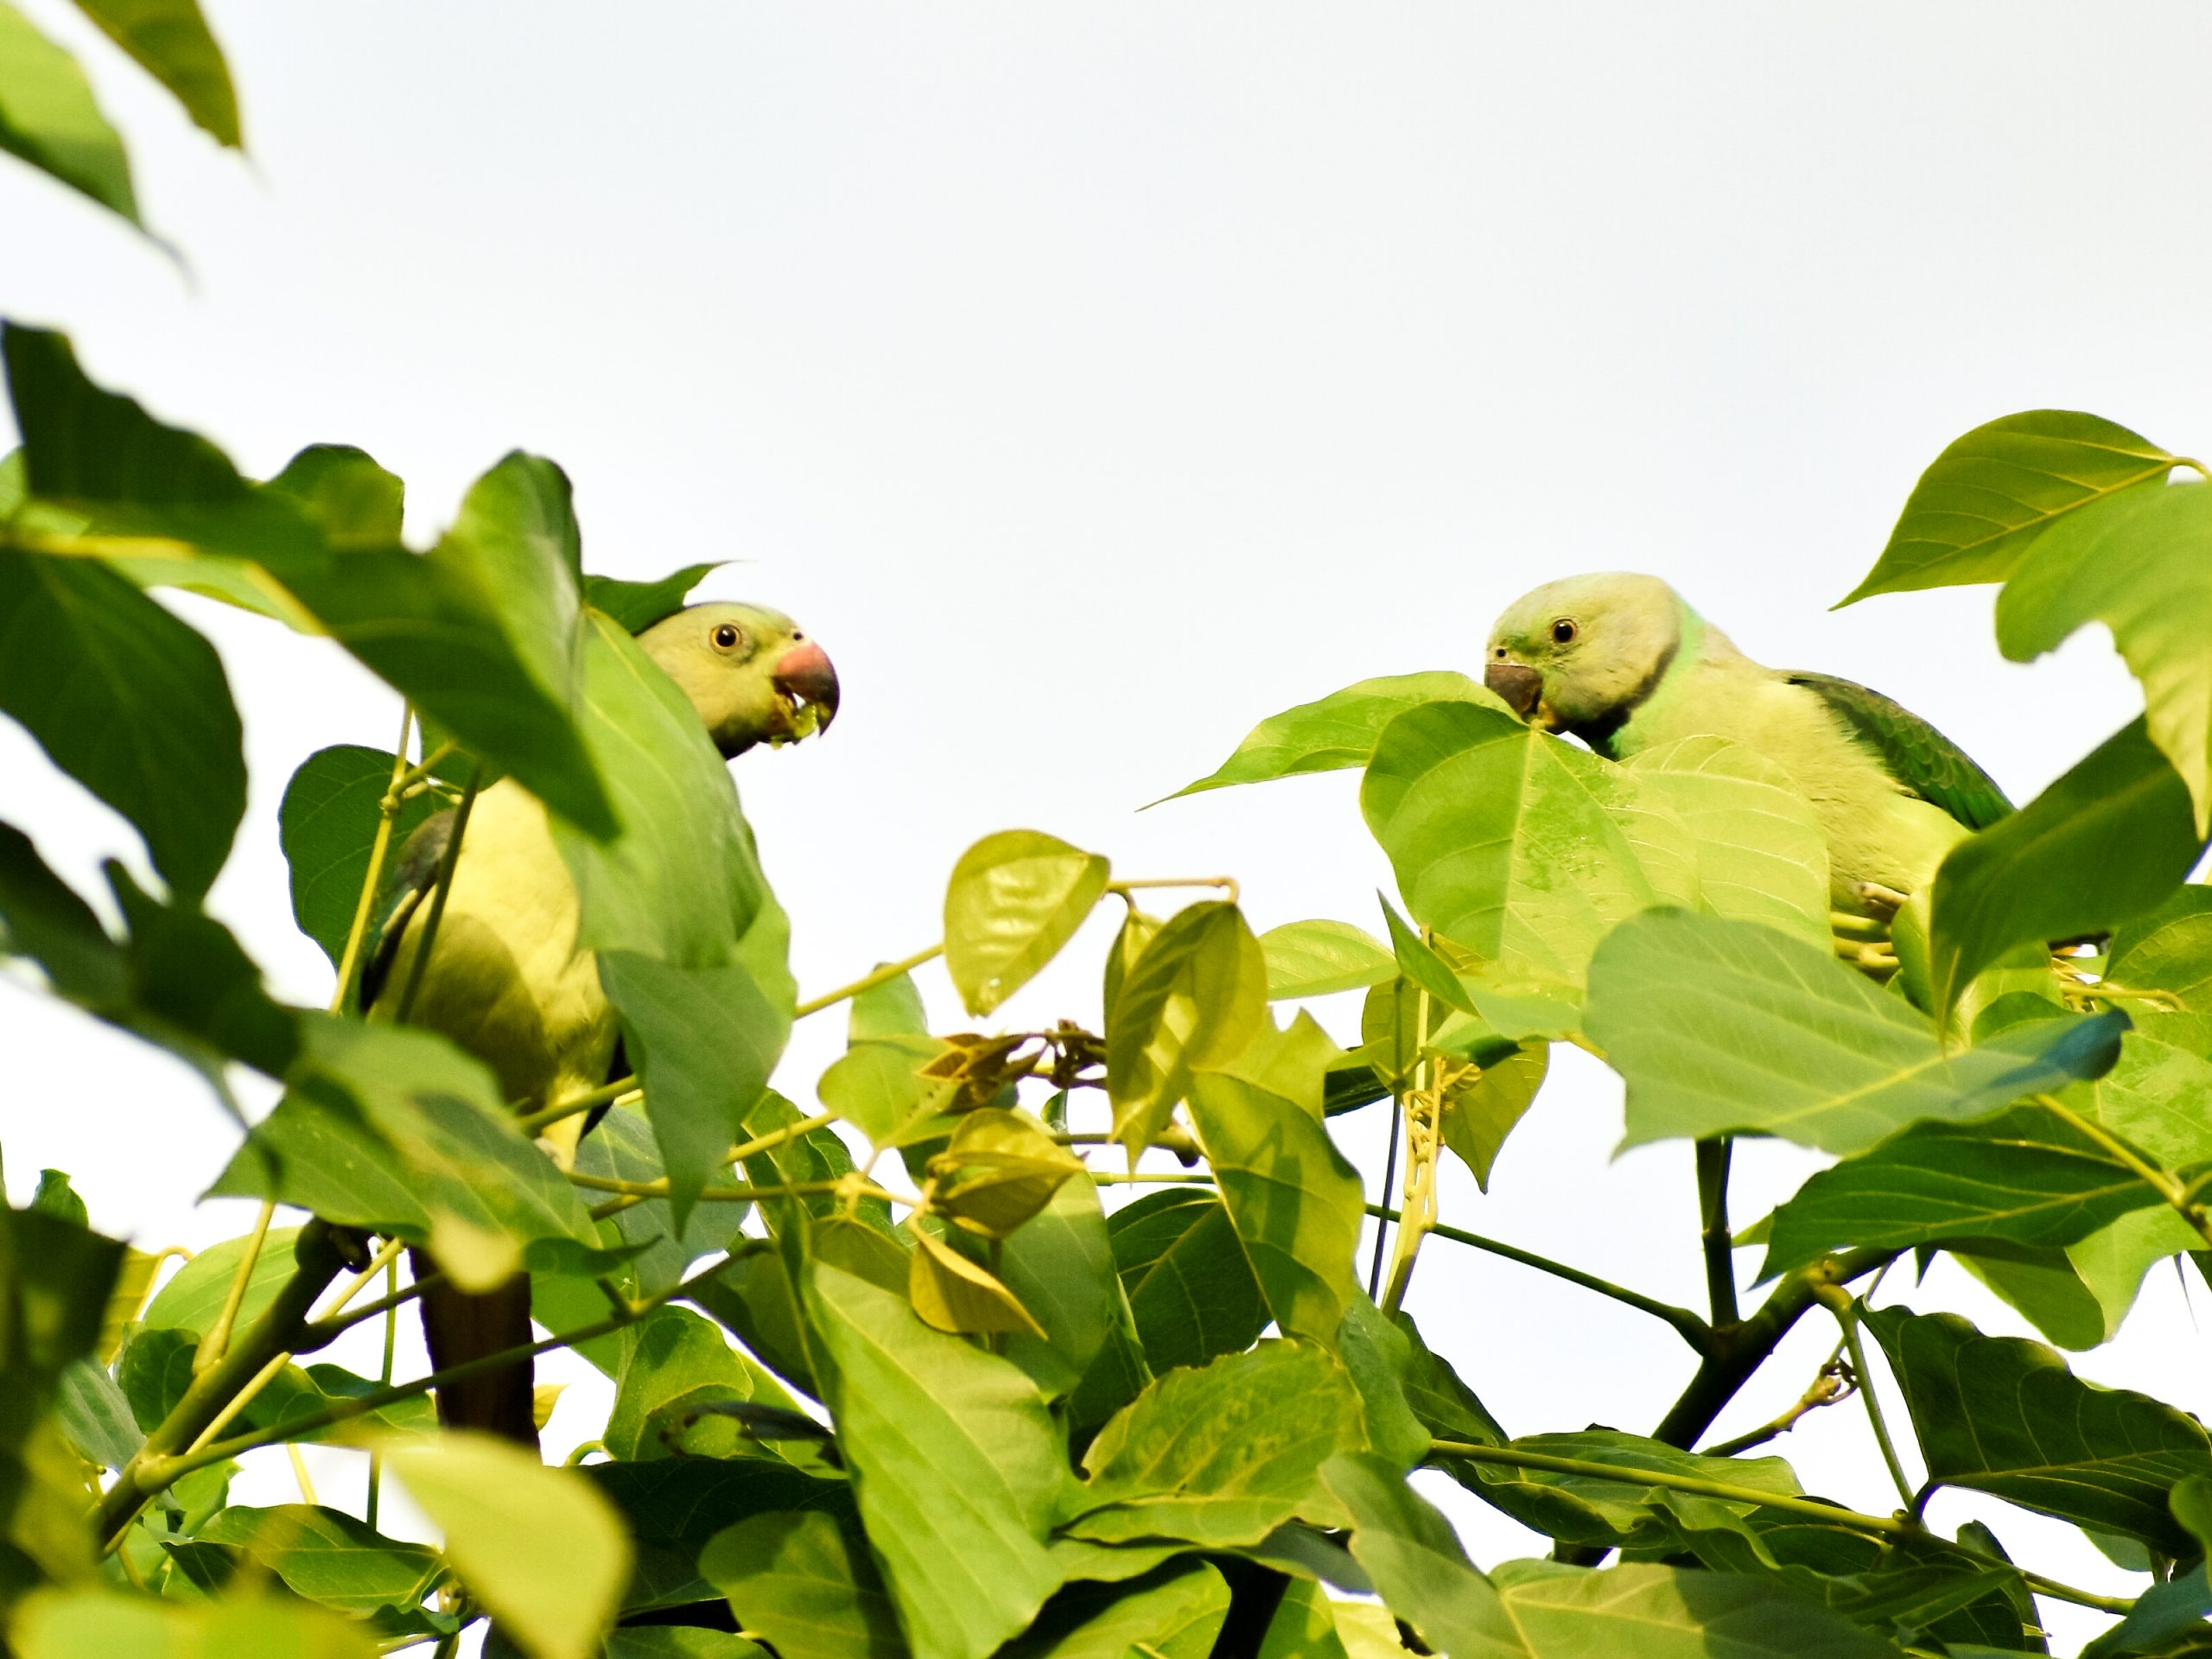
[711,624,743,652]
[1552,619,1578,645]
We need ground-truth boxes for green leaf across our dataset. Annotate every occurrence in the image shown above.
[1389,1310,1508,1457]
[1103,1187,1268,1376]
[1001,1561,1231,1659]
[605,1306,801,1463]
[1187,1045,1367,1345]
[197,1504,440,1617]
[1318,1452,1522,1658]
[944,830,1111,1016]
[601,886,795,1224]
[383,1431,632,1659]
[2080,1562,2212,1659]
[1623,735,1831,950]
[1063,1343,1363,1548]
[605,1636,770,1659]
[0,2,136,221]
[1362,701,1694,981]
[429,454,583,717]
[582,1459,851,1615]
[1758,1103,2167,1279]
[1997,480,2212,832]
[740,1090,893,1236]
[1841,410,2184,603]
[993,1174,1123,1402]
[207,1016,608,1291]
[10,1590,380,1657]
[0,546,245,896]
[277,745,441,970]
[1929,718,2203,1015]
[1171,672,1503,798]
[52,1357,135,1471]
[1258,1578,1352,1659]
[1332,1296,1442,1474]
[2,328,619,838]
[142,1226,299,1338]
[803,1261,1067,1659]
[2105,885,2212,1012]
[1261,918,1398,999]
[0,818,121,1004]
[1440,1043,1548,1192]
[700,1509,904,1659]
[1449,1429,1803,1554]
[583,563,722,634]
[1484,1560,1907,1659]
[1106,900,1268,1152]
[1587,910,2127,1155]
[71,0,239,146]
[553,609,763,964]
[1865,1305,2212,1550]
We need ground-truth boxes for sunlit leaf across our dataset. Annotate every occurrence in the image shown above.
[1841,410,2184,603]
[73,0,238,146]
[0,546,245,896]
[1624,735,1830,950]
[1484,1559,1904,1659]
[1261,918,1398,999]
[1929,718,2203,1016]
[1001,1560,1231,1659]
[583,563,722,634]
[382,1431,632,1659]
[278,745,441,971]
[1106,899,1267,1152]
[990,1173,1124,1402]
[1169,672,1500,798]
[197,1504,441,1617]
[1064,1343,1363,1548]
[604,1306,800,1463]
[804,1262,1067,1659]
[1362,700,1694,982]
[1866,1305,2212,1550]
[1187,1043,1366,1345]
[208,1016,610,1291]
[11,1590,379,1658]
[1318,1452,1521,1658]
[1440,1042,1548,1192]
[944,830,1110,1015]
[1997,479,2212,832]
[1588,910,2127,1155]
[0,3,136,221]
[908,1225,1045,1338]
[1758,1104,2167,1280]
[700,1509,903,1659]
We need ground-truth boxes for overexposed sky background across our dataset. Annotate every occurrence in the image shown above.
[3,4,2209,1650]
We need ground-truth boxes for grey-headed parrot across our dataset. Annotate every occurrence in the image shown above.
[1483,572,2009,942]
[362,602,837,1445]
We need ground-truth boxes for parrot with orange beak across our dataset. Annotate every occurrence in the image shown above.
[363,601,839,1445]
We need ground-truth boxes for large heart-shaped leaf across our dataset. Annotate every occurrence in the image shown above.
[1623,735,1830,950]
[1840,410,2185,603]
[1588,910,2126,1156]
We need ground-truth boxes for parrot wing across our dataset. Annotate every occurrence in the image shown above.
[357,808,455,1014]
[1784,671,2012,831]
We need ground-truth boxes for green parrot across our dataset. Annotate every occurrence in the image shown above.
[362,601,838,1445]
[1483,572,2009,926]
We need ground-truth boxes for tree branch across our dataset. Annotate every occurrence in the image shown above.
[1694,1137,1739,1327]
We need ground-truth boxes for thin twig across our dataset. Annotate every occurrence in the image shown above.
[194,1197,277,1376]
[330,704,416,1011]
[793,944,944,1020]
[1815,1281,1916,1510]
[2039,1094,2212,1249]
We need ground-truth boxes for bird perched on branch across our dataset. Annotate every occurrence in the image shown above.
[363,601,838,1445]
[1483,572,2008,932]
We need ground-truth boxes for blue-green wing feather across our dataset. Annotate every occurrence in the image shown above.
[1786,671,2012,831]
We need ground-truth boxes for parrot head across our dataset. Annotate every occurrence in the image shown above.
[1483,572,1691,741]
[639,601,841,757]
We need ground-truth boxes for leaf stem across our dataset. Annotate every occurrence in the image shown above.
[517,1076,642,1137]
[366,1252,397,1532]
[1380,968,1440,1315]
[1694,1138,1739,1328]
[794,944,945,1020]
[568,1173,892,1207]
[1814,1282,1915,1510]
[194,1198,278,1376]
[330,705,417,1014]
[378,741,458,811]
[1108,875,1241,906]
[391,763,483,1025]
[1367,1202,1713,1352]
[570,1110,849,1217]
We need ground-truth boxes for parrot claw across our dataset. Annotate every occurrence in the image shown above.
[1828,911,1888,941]
[1833,937,1900,976]
[1852,881,1910,920]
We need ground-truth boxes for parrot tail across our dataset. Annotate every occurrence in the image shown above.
[410,1249,539,1446]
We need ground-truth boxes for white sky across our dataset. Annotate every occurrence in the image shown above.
[4,4,2209,1650]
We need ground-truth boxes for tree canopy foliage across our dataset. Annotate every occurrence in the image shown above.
[3,10,2212,1659]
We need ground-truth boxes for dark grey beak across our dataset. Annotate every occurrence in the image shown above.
[1484,661,1543,720]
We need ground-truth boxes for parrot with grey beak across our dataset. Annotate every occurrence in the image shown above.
[1483,573,2008,926]
[362,601,839,1444]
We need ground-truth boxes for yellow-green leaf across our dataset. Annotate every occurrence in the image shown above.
[944,830,1110,1015]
